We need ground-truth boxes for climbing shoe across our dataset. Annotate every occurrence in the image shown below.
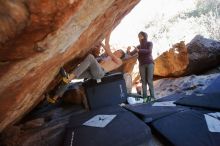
[60,67,70,84]
[62,77,70,84]
[46,95,57,104]
[143,97,148,103]
[143,96,153,103]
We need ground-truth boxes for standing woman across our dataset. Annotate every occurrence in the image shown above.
[127,31,155,102]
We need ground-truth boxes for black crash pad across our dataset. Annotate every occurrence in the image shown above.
[151,110,220,146]
[156,93,185,102]
[82,73,127,110]
[63,106,154,146]
[203,75,220,93]
[175,93,220,110]
[124,94,187,123]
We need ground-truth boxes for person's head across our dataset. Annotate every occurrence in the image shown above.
[138,31,148,43]
[113,49,125,59]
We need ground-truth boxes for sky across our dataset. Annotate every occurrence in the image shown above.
[110,0,197,57]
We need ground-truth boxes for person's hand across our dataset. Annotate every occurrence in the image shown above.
[134,47,139,52]
[100,42,105,48]
[127,46,131,52]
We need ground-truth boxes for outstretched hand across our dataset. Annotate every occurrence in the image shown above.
[100,42,105,48]
[127,46,131,52]
[127,46,139,53]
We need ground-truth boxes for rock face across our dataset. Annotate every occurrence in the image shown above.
[0,103,86,146]
[154,41,189,77]
[0,0,140,132]
[0,0,28,45]
[154,73,220,99]
[186,35,220,75]
[154,36,220,77]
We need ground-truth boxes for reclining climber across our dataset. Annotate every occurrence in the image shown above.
[47,31,125,103]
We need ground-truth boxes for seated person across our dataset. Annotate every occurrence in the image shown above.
[47,31,125,103]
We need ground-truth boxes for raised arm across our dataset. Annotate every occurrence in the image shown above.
[127,46,138,56]
[102,32,122,64]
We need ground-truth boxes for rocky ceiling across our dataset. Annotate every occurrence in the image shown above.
[0,0,140,132]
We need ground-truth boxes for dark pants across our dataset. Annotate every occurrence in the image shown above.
[139,63,155,99]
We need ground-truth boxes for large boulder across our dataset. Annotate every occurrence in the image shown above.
[154,35,220,77]
[186,35,220,74]
[154,41,189,77]
[0,0,140,132]
[154,73,220,99]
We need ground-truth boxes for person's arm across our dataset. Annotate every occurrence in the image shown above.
[102,32,122,64]
[127,46,138,56]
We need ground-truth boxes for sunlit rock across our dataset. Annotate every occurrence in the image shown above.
[154,36,220,77]
[154,41,189,77]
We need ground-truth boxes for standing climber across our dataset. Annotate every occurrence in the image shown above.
[127,31,155,102]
